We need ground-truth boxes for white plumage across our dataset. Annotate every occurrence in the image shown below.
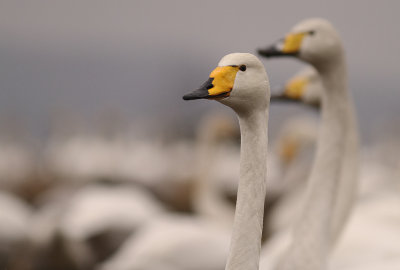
[259,18,359,270]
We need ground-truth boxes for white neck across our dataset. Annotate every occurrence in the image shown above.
[319,54,359,243]
[225,108,269,270]
[330,80,359,243]
[278,53,358,270]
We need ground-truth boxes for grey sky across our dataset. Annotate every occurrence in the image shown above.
[0,0,399,142]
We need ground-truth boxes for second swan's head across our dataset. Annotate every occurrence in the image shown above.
[258,18,343,66]
[183,53,270,114]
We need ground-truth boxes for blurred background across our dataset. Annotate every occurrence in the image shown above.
[0,1,399,270]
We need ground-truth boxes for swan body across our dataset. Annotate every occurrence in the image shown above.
[0,191,31,244]
[60,185,164,240]
[99,215,231,270]
[59,184,164,266]
[0,191,32,268]
[329,190,400,269]
[28,184,164,269]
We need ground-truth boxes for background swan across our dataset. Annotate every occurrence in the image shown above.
[329,189,400,269]
[25,183,165,270]
[59,184,165,267]
[268,66,324,234]
[267,115,318,235]
[44,130,196,211]
[0,191,32,268]
[262,63,400,270]
[99,215,231,270]
[259,18,359,269]
[98,112,241,270]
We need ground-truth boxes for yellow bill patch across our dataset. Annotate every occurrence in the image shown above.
[284,76,308,99]
[208,66,240,97]
[282,33,306,53]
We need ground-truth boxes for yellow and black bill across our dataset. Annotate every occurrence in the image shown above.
[270,75,321,110]
[271,91,320,110]
[270,92,301,103]
[258,32,309,58]
[182,66,240,101]
[272,76,307,102]
[182,77,217,100]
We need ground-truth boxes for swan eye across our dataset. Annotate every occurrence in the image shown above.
[308,30,315,36]
[239,65,247,72]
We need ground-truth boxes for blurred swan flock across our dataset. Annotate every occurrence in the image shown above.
[0,17,400,270]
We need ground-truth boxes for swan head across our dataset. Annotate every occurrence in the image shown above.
[258,18,343,66]
[271,66,322,108]
[183,53,270,114]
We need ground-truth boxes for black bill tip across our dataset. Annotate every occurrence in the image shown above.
[183,77,214,101]
[257,45,297,58]
[182,88,209,100]
[270,93,321,110]
[270,93,298,103]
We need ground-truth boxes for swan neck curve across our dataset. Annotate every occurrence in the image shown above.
[278,50,358,270]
